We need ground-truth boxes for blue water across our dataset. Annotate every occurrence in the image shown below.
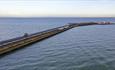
[0,17,115,70]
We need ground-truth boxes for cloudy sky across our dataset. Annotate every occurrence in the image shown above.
[0,0,115,17]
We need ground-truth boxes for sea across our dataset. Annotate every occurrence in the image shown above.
[0,17,115,70]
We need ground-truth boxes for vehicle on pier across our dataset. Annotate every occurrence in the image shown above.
[24,33,28,37]
[58,24,70,30]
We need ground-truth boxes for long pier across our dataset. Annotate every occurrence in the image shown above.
[0,22,113,55]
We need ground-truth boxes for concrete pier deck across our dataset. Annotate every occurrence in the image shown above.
[0,22,113,55]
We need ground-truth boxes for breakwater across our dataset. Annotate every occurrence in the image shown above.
[0,22,113,55]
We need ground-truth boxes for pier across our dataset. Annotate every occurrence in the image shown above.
[0,22,113,55]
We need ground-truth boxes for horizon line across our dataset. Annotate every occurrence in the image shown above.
[0,16,115,18]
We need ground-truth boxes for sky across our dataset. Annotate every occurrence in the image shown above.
[0,0,115,17]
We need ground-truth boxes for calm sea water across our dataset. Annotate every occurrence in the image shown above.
[0,17,115,70]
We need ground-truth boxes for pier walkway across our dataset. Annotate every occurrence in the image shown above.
[0,22,113,55]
